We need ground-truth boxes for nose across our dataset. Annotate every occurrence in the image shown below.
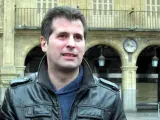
[66,36,75,48]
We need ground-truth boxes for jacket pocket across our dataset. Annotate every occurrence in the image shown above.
[24,104,52,119]
[77,106,105,120]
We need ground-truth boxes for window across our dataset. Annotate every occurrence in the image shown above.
[37,0,58,13]
[93,0,113,15]
[146,0,160,17]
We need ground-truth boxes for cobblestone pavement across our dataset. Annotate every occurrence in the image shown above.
[126,110,160,120]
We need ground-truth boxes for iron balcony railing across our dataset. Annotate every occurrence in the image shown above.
[15,8,160,31]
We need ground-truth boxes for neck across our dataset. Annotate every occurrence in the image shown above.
[48,66,79,90]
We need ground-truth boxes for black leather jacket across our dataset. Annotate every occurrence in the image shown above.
[1,58,126,120]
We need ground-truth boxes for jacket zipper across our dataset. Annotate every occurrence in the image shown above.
[55,96,63,120]
[47,89,63,120]
[68,59,97,119]
[68,87,90,120]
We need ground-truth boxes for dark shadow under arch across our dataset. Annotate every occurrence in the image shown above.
[136,45,160,109]
[24,46,45,75]
[84,44,122,83]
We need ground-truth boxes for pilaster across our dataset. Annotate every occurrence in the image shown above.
[0,0,17,103]
[121,65,137,112]
[16,66,26,77]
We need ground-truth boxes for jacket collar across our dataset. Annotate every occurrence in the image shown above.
[37,55,96,91]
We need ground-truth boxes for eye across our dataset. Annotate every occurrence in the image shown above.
[74,34,83,42]
[57,33,67,40]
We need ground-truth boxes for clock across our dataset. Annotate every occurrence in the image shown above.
[123,39,137,53]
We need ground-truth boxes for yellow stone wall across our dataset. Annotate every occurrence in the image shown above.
[15,0,36,8]
[0,0,3,29]
[13,0,157,29]
[13,29,159,103]
[0,35,2,66]
[1,0,160,110]
[13,0,148,10]
[14,31,40,67]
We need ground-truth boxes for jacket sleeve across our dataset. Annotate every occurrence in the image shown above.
[1,88,17,120]
[112,93,127,120]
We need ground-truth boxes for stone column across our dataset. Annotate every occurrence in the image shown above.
[121,66,137,112]
[0,0,18,103]
[16,66,26,77]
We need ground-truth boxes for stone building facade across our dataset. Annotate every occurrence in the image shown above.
[0,0,160,111]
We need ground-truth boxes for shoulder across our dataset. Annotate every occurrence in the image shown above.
[10,72,37,87]
[93,75,119,92]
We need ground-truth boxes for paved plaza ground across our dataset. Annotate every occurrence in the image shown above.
[126,110,160,120]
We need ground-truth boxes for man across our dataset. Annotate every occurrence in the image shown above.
[1,6,126,120]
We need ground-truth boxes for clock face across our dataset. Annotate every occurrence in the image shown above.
[123,39,137,53]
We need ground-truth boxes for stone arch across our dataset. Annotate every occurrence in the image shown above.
[85,41,123,83]
[86,40,127,66]
[134,40,160,63]
[136,44,160,106]
[24,45,44,74]
[21,42,40,66]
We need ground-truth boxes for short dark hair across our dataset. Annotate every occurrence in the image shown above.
[41,6,87,41]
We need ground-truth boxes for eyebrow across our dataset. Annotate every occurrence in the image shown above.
[57,32,68,34]
[74,33,83,37]
[57,31,83,36]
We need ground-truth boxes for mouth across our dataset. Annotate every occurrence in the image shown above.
[62,53,77,57]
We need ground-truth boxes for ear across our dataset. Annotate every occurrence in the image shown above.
[40,36,47,52]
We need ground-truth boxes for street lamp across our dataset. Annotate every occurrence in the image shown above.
[98,46,105,67]
[152,56,159,67]
[152,47,159,67]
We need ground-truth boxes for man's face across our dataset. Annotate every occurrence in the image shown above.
[41,17,85,71]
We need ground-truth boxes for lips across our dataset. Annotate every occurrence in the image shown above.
[62,53,77,57]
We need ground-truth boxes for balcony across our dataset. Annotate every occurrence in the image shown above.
[15,8,160,31]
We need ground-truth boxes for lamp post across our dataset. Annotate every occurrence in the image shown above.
[98,46,105,67]
[98,55,105,67]
[152,48,160,103]
[152,56,159,67]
